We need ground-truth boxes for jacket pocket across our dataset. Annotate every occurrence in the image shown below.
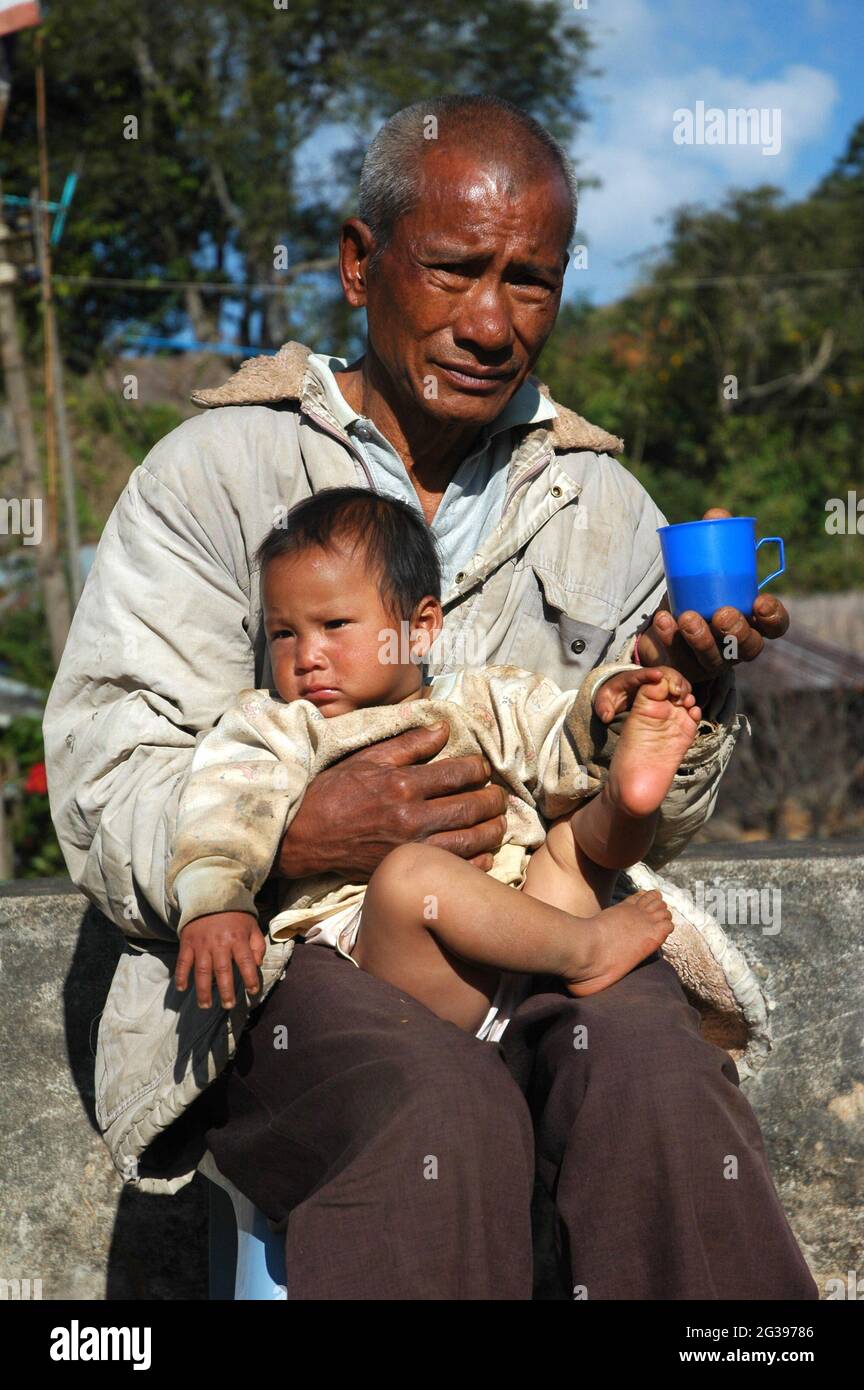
[533,564,617,680]
[555,613,616,672]
[499,563,618,687]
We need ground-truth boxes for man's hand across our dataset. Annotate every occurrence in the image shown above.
[637,508,790,684]
[175,911,267,1010]
[271,720,508,882]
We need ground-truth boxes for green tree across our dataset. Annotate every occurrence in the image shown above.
[4,0,595,364]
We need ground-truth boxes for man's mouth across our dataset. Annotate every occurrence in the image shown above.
[434,362,516,392]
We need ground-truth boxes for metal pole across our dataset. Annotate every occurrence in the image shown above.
[0,184,71,669]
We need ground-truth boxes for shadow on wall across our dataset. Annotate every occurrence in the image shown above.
[67,908,211,1300]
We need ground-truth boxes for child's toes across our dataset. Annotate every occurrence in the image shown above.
[638,889,663,908]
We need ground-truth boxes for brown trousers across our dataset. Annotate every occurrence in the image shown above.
[200,939,818,1301]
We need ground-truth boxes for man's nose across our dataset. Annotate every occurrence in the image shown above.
[452,282,513,354]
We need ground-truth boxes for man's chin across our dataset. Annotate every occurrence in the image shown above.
[421,371,518,420]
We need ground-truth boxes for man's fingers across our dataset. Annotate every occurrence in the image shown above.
[342,720,452,767]
[468,852,496,871]
[710,607,765,663]
[394,750,495,801]
[637,607,673,666]
[751,593,790,639]
[413,783,508,836]
[425,811,508,862]
[676,611,727,677]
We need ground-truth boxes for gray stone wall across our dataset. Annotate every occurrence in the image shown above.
[0,842,861,1300]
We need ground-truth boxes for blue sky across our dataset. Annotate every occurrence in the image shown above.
[294,0,862,310]
[569,0,862,301]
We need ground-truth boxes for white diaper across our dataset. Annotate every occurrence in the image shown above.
[300,900,529,1042]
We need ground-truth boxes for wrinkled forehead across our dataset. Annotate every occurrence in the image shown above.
[409,141,569,228]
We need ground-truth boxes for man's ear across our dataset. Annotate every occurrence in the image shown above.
[339,217,375,307]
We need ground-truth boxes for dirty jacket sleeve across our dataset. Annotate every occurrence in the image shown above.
[600,486,741,868]
[42,451,257,941]
[166,695,307,932]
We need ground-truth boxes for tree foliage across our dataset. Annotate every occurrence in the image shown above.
[3,0,594,365]
[538,121,864,590]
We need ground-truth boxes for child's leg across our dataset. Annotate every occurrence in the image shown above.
[351,841,673,1030]
[569,672,703,870]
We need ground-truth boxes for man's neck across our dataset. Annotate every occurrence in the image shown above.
[334,354,484,525]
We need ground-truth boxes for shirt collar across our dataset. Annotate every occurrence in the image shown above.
[305,351,557,448]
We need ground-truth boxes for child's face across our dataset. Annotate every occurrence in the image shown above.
[262,542,442,717]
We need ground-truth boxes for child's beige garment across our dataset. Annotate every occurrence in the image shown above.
[166,660,636,938]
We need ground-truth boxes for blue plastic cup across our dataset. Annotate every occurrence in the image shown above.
[657,516,785,620]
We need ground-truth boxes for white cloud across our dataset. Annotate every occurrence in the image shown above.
[570,0,840,298]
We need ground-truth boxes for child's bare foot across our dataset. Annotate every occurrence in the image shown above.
[606,670,702,819]
[564,889,674,996]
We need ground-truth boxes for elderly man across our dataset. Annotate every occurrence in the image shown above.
[44,94,816,1300]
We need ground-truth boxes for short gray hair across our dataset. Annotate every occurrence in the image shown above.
[357,95,578,273]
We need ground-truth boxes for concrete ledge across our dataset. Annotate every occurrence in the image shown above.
[663,840,864,1293]
[0,844,861,1300]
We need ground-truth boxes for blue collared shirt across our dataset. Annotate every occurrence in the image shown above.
[305,352,557,595]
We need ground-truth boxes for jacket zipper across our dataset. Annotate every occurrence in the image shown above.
[502,450,556,517]
[303,407,376,489]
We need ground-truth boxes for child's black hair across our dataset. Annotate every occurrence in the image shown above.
[254,485,442,621]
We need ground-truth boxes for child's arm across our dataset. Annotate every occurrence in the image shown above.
[166,691,314,934]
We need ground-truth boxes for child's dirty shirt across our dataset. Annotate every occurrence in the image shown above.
[166,660,636,1039]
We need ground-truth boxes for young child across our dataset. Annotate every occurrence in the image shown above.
[170,487,702,1041]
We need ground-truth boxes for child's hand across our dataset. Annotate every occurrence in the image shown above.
[593,666,696,724]
[175,911,268,1010]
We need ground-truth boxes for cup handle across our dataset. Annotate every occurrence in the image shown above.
[756,537,785,589]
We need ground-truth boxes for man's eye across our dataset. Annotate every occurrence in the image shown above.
[512,275,552,290]
[431,262,472,278]
[272,630,293,640]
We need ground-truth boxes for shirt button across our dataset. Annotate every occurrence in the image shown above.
[550,484,563,498]
[454,570,465,584]
[570,638,586,654]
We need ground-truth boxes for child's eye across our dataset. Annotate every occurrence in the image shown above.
[325,619,349,628]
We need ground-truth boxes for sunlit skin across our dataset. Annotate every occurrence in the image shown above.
[262,543,444,717]
[334,145,571,523]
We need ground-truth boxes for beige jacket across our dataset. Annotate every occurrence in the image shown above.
[43,340,754,1194]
